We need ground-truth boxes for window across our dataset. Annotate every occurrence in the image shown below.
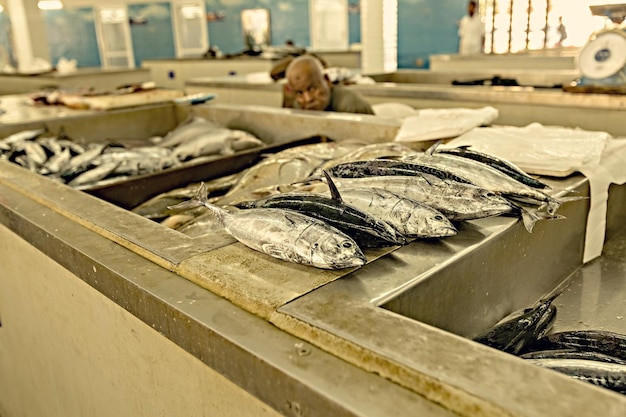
[172,1,208,57]
[310,0,348,51]
[95,6,135,68]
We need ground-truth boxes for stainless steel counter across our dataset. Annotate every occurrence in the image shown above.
[0,104,625,416]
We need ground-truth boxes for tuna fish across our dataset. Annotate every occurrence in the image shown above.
[235,173,406,248]
[326,186,457,238]
[325,161,513,221]
[169,183,366,269]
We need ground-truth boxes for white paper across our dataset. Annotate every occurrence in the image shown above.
[393,106,499,142]
[445,124,624,263]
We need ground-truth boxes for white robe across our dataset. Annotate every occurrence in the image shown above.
[458,14,485,55]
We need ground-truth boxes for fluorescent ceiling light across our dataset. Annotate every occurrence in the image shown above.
[38,0,63,10]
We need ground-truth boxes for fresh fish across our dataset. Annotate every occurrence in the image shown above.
[215,155,322,206]
[327,159,476,185]
[156,116,220,148]
[525,359,626,395]
[520,349,626,365]
[526,330,626,361]
[68,161,120,187]
[172,129,263,161]
[169,183,366,269]
[61,143,108,176]
[175,210,235,244]
[323,186,456,238]
[22,141,48,166]
[0,128,46,150]
[318,142,415,170]
[41,147,72,175]
[436,145,551,190]
[473,294,560,355]
[402,152,580,214]
[326,163,513,221]
[236,175,406,248]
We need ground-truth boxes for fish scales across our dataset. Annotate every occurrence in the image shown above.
[402,153,562,212]
[333,187,457,238]
[437,146,550,189]
[329,174,512,221]
[169,183,366,269]
[236,193,406,248]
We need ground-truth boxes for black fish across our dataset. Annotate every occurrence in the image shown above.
[235,172,406,248]
[526,358,626,395]
[526,330,626,361]
[473,294,559,355]
[520,349,626,365]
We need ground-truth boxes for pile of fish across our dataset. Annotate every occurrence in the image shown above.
[146,140,582,270]
[0,116,264,189]
[473,294,626,396]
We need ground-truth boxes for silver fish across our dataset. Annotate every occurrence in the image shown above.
[41,147,72,175]
[172,129,263,161]
[68,161,120,187]
[331,187,457,238]
[319,142,415,171]
[23,141,48,166]
[156,116,220,148]
[403,152,577,214]
[328,173,513,221]
[170,183,366,269]
[0,128,46,150]
[62,143,108,176]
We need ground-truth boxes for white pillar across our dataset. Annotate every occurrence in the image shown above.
[360,0,397,74]
[6,0,51,72]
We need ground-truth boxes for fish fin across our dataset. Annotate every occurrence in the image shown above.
[322,170,344,203]
[425,140,443,156]
[456,145,472,150]
[167,182,209,211]
[557,195,588,204]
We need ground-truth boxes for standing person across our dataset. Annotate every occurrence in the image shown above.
[458,0,485,55]
[556,16,567,47]
[285,55,374,114]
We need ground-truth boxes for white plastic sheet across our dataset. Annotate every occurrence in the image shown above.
[445,123,624,263]
[393,106,499,142]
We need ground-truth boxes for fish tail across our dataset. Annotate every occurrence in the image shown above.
[517,205,566,233]
[167,182,210,211]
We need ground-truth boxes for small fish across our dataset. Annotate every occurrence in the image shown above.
[0,128,46,150]
[169,183,366,269]
[40,147,72,175]
[172,129,263,161]
[156,116,220,148]
[525,358,626,395]
[22,141,48,166]
[235,173,406,248]
[68,161,120,187]
[526,330,626,362]
[62,143,108,177]
[473,293,560,355]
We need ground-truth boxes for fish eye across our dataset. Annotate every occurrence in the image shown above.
[342,241,353,248]
[313,243,319,248]
[435,215,444,220]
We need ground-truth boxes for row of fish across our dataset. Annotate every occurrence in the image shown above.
[473,294,626,395]
[149,140,582,269]
[0,116,264,188]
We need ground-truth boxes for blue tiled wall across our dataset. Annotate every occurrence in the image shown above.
[0,12,15,67]
[42,8,101,68]
[128,3,176,67]
[29,0,465,70]
[205,0,310,55]
[398,0,465,68]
